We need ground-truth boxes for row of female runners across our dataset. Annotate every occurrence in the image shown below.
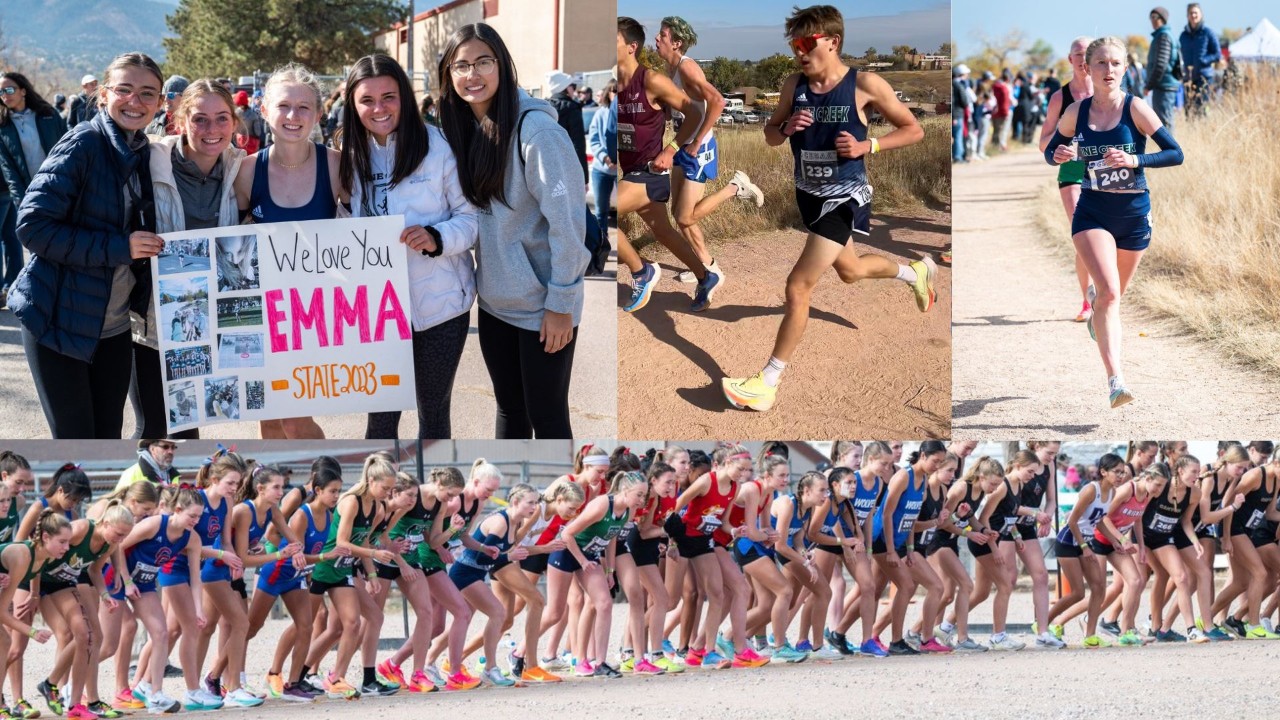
[2,440,1279,717]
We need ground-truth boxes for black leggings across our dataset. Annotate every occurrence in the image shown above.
[366,313,469,439]
[129,343,199,440]
[24,327,133,438]
[477,308,576,439]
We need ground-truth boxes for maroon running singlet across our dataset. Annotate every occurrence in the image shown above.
[618,65,665,173]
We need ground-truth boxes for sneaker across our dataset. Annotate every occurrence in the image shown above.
[888,640,919,655]
[1118,630,1144,646]
[1082,634,1112,649]
[859,639,889,658]
[702,651,731,670]
[37,681,62,717]
[652,657,686,674]
[239,682,265,701]
[444,671,479,691]
[1224,616,1248,638]
[618,656,635,673]
[633,659,664,676]
[303,674,326,692]
[919,638,953,653]
[690,270,722,312]
[573,660,595,677]
[1035,632,1067,649]
[404,671,436,694]
[1110,387,1135,409]
[84,703,122,719]
[722,373,778,412]
[1049,624,1065,640]
[731,648,769,668]
[715,634,734,657]
[1156,629,1186,643]
[112,690,143,711]
[661,640,676,655]
[376,660,405,689]
[770,645,808,663]
[202,677,221,700]
[265,673,284,699]
[508,651,525,678]
[730,170,764,207]
[279,683,316,703]
[224,689,262,708]
[64,707,94,720]
[988,635,1025,651]
[1245,625,1280,640]
[520,667,563,683]
[1085,284,1097,339]
[145,692,179,715]
[952,638,988,653]
[539,654,570,671]
[194,690,222,709]
[590,663,622,679]
[359,680,398,697]
[677,260,722,285]
[1206,626,1234,642]
[933,626,955,648]
[323,676,359,700]
[812,645,843,661]
[623,262,661,313]
[1188,628,1210,644]
[904,630,923,648]
[1264,618,1276,634]
[794,639,813,653]
[684,648,705,668]
[908,256,938,312]
[941,249,952,264]
[1100,619,1122,636]
[181,691,220,712]
[12,700,39,719]
[1074,302,1092,323]
[481,667,516,688]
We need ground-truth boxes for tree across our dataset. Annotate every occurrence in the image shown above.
[937,41,952,56]
[970,28,1026,72]
[753,53,797,91]
[864,46,878,62]
[1220,27,1245,46]
[164,0,402,78]
[1124,34,1150,61]
[637,45,664,72]
[892,44,915,59]
[1024,39,1054,69]
[703,57,747,92]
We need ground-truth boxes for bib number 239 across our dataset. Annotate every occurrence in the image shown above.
[801,150,838,184]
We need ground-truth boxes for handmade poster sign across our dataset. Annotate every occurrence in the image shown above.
[152,215,416,431]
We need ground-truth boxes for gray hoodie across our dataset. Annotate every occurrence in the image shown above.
[475,92,588,332]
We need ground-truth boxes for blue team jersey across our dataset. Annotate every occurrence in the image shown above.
[1074,94,1148,194]
[872,467,926,547]
[790,68,871,202]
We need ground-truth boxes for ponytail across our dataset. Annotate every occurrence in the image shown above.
[47,463,92,504]
[959,456,1004,486]
[344,453,397,499]
[428,466,466,490]
[542,477,584,505]
[238,464,285,505]
[908,440,948,465]
[34,508,71,546]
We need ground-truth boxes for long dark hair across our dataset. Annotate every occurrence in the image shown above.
[437,23,521,210]
[339,54,429,207]
[0,72,56,125]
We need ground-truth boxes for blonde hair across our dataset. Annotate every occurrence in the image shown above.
[1204,444,1250,478]
[1085,36,1127,65]
[0,483,11,501]
[428,466,466,490]
[99,500,137,529]
[196,451,248,489]
[264,62,323,108]
[470,458,503,485]
[506,483,538,505]
[609,470,648,496]
[712,443,751,467]
[345,452,397,499]
[861,441,893,470]
[960,456,1004,485]
[829,441,863,466]
[102,480,160,506]
[1007,450,1040,473]
[542,477,584,505]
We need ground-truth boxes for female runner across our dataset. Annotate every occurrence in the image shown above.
[1046,453,1122,647]
[927,456,1001,652]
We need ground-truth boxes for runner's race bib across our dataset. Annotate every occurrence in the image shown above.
[918,529,936,546]
[897,516,915,534]
[697,514,723,535]
[47,561,80,583]
[851,183,873,207]
[1088,160,1138,191]
[1245,509,1265,530]
[132,562,160,585]
[581,537,609,557]
[1150,513,1178,535]
[618,123,637,152]
[404,532,424,552]
[800,150,838,184]
[333,555,357,569]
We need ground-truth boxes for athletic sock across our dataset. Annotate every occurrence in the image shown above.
[1108,374,1125,393]
[362,667,376,686]
[761,357,787,387]
[940,621,955,634]
[991,632,1006,642]
[895,264,918,284]
[300,665,311,680]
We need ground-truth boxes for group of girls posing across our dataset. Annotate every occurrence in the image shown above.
[12,21,588,441]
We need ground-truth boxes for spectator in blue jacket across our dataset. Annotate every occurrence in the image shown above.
[586,79,617,239]
[0,73,67,307]
[1180,2,1220,117]
[9,53,166,438]
[1145,6,1181,131]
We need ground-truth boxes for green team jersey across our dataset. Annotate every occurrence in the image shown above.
[418,493,478,571]
[0,541,54,585]
[575,497,630,558]
[379,490,435,569]
[0,502,19,543]
[43,520,111,585]
[311,497,377,583]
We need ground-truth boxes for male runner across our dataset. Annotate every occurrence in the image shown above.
[721,4,936,412]
[617,16,722,313]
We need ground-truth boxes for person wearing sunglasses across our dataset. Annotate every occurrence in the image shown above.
[145,75,189,137]
[721,4,933,413]
[10,53,167,438]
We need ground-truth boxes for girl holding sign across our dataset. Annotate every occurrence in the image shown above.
[438,24,590,439]
[340,54,479,440]
[1044,36,1184,408]
[234,63,346,440]
[133,79,248,439]
[11,53,167,438]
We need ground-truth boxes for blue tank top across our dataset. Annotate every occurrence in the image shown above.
[790,69,870,201]
[208,499,272,559]
[248,144,338,222]
[1074,95,1148,194]
[872,467,927,547]
[127,515,191,587]
[263,503,329,585]
[163,490,227,576]
[850,471,883,523]
[39,496,75,521]
[772,495,810,551]
[455,510,513,570]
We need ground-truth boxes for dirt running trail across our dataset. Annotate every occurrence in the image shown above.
[618,211,950,439]
[952,150,1280,438]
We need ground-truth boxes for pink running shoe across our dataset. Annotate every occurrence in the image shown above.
[633,659,665,675]
[919,638,954,653]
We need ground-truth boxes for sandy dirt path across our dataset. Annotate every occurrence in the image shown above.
[951,150,1280,439]
[618,211,951,439]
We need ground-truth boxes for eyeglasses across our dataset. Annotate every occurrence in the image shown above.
[166,91,181,101]
[107,85,160,104]
[448,56,498,78]
[0,87,17,96]
[156,443,178,451]
[789,33,828,55]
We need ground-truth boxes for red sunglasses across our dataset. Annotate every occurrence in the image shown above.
[789,33,829,55]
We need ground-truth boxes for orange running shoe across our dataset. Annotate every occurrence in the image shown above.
[520,667,563,684]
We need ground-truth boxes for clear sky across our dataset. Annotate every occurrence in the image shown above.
[953,0,1272,62]
[618,0,950,61]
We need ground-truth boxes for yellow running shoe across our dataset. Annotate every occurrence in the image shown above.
[722,373,777,412]
[909,256,937,312]
[653,657,686,674]
[1245,625,1280,640]
[1082,635,1112,649]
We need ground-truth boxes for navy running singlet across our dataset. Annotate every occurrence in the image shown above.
[248,144,338,222]
[790,69,871,203]
[1074,95,1148,194]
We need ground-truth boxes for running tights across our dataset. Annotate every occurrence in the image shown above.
[477,308,576,439]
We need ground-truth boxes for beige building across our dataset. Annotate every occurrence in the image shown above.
[372,0,614,99]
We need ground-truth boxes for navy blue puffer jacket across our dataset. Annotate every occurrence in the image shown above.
[10,112,153,363]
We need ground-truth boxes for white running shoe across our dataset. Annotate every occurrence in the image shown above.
[225,688,264,708]
[989,634,1026,651]
[731,170,764,207]
[812,645,843,661]
[1035,632,1067,649]
[678,259,722,285]
[147,691,180,715]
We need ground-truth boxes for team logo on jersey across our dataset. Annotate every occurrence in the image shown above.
[796,93,808,103]
[204,512,222,538]
[153,547,174,567]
